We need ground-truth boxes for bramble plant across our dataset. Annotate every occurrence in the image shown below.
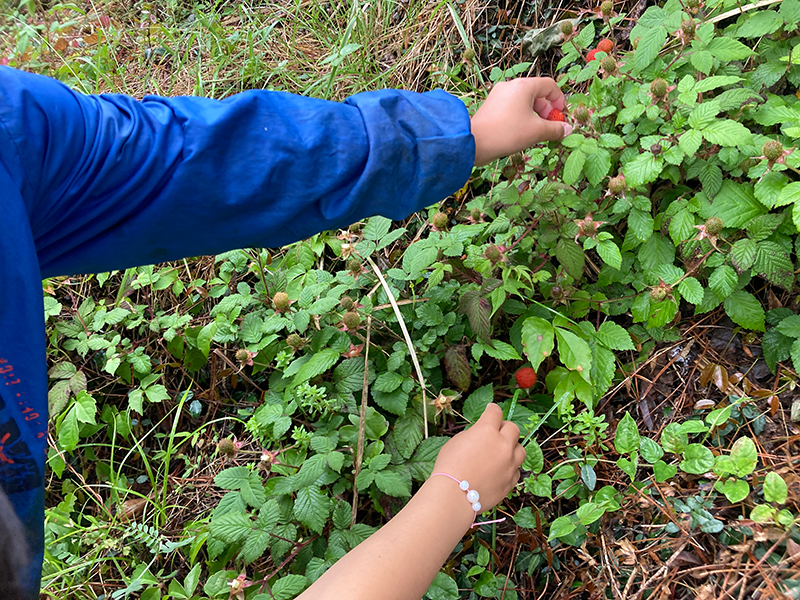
[19,0,800,597]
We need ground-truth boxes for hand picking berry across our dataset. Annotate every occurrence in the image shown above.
[547,109,565,122]
[515,367,537,389]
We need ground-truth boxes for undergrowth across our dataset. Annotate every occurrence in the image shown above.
[3,0,800,598]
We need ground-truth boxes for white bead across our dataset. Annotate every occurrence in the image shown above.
[472,502,482,512]
[459,480,469,491]
[466,490,480,503]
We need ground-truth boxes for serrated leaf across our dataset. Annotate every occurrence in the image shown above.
[778,182,800,208]
[708,265,738,298]
[522,439,544,473]
[482,340,522,360]
[363,216,392,241]
[443,345,471,392]
[210,512,252,544]
[463,384,494,423]
[374,468,412,497]
[736,10,782,38]
[730,238,757,273]
[678,277,704,305]
[629,208,654,242]
[394,409,424,459]
[596,240,622,270]
[623,152,663,188]
[272,575,308,600]
[463,293,492,342]
[293,349,340,384]
[792,339,800,374]
[754,241,794,290]
[688,101,721,129]
[679,129,703,156]
[374,371,404,393]
[702,120,752,146]
[724,290,765,331]
[633,26,667,70]
[556,238,585,280]
[294,485,329,533]
[755,171,789,209]
[668,209,696,244]
[585,148,612,185]
[563,149,586,185]
[707,37,753,61]
[595,321,635,350]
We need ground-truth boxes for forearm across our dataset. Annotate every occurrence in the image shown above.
[298,477,473,600]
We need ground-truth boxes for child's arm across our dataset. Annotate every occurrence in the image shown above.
[472,77,572,166]
[297,403,526,600]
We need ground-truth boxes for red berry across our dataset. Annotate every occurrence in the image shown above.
[515,367,537,389]
[547,109,565,122]
[597,38,614,53]
[586,49,600,62]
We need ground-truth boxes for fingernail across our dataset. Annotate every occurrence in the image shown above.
[563,123,573,137]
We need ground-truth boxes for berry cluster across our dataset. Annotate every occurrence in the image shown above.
[586,38,614,62]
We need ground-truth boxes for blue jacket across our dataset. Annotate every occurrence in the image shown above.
[0,66,474,597]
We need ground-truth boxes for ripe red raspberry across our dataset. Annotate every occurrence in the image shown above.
[597,38,614,53]
[547,109,565,122]
[586,49,600,62]
[515,367,537,389]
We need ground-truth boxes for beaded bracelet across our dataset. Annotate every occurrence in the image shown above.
[431,472,506,528]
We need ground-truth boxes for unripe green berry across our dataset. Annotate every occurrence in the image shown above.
[347,257,362,273]
[560,21,574,36]
[485,245,501,263]
[340,295,355,310]
[573,104,590,123]
[687,0,700,7]
[763,140,783,162]
[650,78,668,98]
[273,291,289,312]
[601,0,613,16]
[343,311,361,330]
[650,287,668,302]
[609,175,626,194]
[463,48,476,62]
[551,285,564,299]
[432,212,449,230]
[287,333,303,349]
[235,349,250,362]
[705,217,723,235]
[470,208,482,221]
[218,438,237,457]
[650,143,662,155]
[681,19,696,38]
[600,55,616,73]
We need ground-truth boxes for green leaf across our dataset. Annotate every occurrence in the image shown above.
[729,437,758,477]
[394,410,424,460]
[716,478,750,503]
[660,423,688,454]
[374,468,412,497]
[755,171,789,208]
[576,501,604,525]
[624,152,663,188]
[521,317,556,371]
[763,329,792,372]
[653,460,677,482]
[363,216,392,241]
[763,472,788,504]
[640,437,664,464]
[555,238,585,280]
[595,321,635,350]
[633,25,667,70]
[554,328,593,381]
[638,234,675,273]
[596,240,622,270]
[680,444,715,475]
[703,181,765,229]
[751,504,777,523]
[730,238,757,273]
[736,10,782,37]
[678,277,704,305]
[482,340,522,360]
[58,408,79,452]
[294,485,329,533]
[425,573,459,600]
[614,412,640,454]
[293,348,340,384]
[272,575,308,600]
[628,208,654,242]
[580,464,597,491]
[688,101,721,129]
[585,148,612,185]
[548,515,576,541]
[463,384,494,423]
[210,512,252,544]
[372,388,408,416]
[522,439,544,473]
[528,473,552,498]
[374,371,403,393]
[776,315,800,337]
[215,466,251,490]
[754,241,794,290]
[778,182,800,208]
[706,37,753,61]
[679,129,704,157]
[792,338,800,373]
[708,265,738,298]
[724,290,766,331]
[616,452,638,480]
[563,149,586,185]
[701,120,752,146]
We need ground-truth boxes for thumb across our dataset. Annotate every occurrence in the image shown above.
[532,119,573,143]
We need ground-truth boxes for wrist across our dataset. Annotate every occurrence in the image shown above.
[419,475,476,531]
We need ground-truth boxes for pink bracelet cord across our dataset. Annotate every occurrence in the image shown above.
[431,472,507,529]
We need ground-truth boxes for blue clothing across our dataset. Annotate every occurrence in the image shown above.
[0,66,474,597]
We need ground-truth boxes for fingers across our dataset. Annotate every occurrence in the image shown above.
[511,76,564,111]
[476,403,503,429]
[531,118,573,142]
[500,419,520,442]
[514,444,527,468]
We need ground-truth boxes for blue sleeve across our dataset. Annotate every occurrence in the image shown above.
[0,66,475,277]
